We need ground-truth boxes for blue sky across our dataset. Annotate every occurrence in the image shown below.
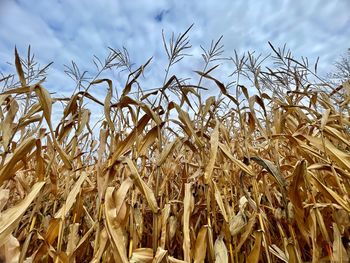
[0,0,349,106]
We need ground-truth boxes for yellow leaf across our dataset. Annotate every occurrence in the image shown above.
[287,243,299,263]
[193,227,207,263]
[246,231,262,263]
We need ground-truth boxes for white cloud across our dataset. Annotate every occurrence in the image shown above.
[0,0,349,112]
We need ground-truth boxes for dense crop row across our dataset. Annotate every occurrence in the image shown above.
[0,33,349,262]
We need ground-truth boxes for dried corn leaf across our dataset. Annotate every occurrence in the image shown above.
[66,223,79,257]
[214,235,228,263]
[0,234,20,263]
[0,182,45,246]
[246,231,262,263]
[109,114,151,167]
[130,248,153,263]
[174,103,203,147]
[204,122,219,184]
[193,226,207,263]
[195,71,227,95]
[104,185,130,263]
[122,58,152,97]
[91,79,115,132]
[160,204,170,248]
[157,138,179,167]
[138,123,165,156]
[219,143,254,176]
[305,135,350,171]
[2,98,18,150]
[90,227,108,263]
[288,160,310,241]
[183,183,193,263]
[0,190,9,211]
[286,243,299,263]
[15,47,26,87]
[332,223,348,262]
[153,247,167,263]
[0,137,36,186]
[34,85,73,169]
[309,172,350,212]
[213,181,228,222]
[168,256,187,263]
[250,156,287,189]
[55,172,88,218]
[124,158,158,213]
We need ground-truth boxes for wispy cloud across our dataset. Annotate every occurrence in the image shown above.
[0,0,349,97]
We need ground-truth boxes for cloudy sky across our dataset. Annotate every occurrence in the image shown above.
[0,0,349,108]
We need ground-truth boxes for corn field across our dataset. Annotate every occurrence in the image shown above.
[0,31,350,262]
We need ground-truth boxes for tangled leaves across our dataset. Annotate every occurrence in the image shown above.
[0,47,350,262]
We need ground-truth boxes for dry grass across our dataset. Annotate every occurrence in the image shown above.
[0,31,350,262]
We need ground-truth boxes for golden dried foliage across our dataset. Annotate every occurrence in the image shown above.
[0,43,350,263]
